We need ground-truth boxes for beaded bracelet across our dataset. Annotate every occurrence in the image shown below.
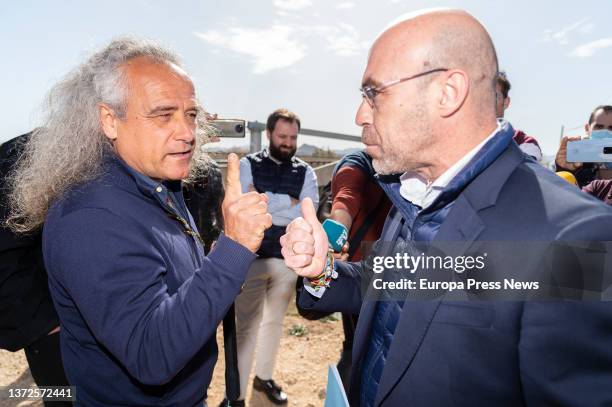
[308,250,337,289]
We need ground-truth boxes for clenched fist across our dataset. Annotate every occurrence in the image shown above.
[222,153,272,253]
[280,198,329,278]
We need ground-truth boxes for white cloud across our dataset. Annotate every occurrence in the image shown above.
[542,17,592,46]
[336,2,355,10]
[273,0,312,11]
[194,25,306,74]
[578,22,595,35]
[194,14,369,74]
[569,38,612,58]
[310,23,369,57]
[275,9,291,17]
[328,23,368,56]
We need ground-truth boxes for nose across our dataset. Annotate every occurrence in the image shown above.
[355,97,373,127]
[282,139,297,149]
[175,114,195,145]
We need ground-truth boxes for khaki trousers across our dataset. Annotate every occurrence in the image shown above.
[234,257,296,400]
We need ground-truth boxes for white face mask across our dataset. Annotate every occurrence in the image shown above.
[591,130,612,169]
[591,129,612,139]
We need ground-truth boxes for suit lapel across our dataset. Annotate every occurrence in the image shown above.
[373,197,484,406]
[435,194,486,246]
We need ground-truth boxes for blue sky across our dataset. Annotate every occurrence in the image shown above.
[1,0,611,155]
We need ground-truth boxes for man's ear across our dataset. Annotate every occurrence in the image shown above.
[504,96,511,111]
[98,103,119,141]
[265,130,271,141]
[437,70,469,118]
[584,123,591,135]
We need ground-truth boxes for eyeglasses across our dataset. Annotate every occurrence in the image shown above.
[359,68,449,108]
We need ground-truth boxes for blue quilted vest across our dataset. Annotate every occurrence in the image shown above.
[360,124,515,406]
[246,150,308,258]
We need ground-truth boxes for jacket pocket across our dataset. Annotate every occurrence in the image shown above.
[433,303,494,328]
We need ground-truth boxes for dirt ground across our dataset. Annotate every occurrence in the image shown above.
[0,305,343,407]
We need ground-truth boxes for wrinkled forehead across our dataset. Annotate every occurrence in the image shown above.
[124,57,195,94]
[121,60,197,114]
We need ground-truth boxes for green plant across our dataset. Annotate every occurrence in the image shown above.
[288,324,309,337]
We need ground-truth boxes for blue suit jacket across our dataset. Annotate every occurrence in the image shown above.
[299,143,612,406]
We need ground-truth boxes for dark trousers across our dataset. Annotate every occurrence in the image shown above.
[24,332,72,406]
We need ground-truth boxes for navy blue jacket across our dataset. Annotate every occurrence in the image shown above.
[299,132,612,406]
[43,154,255,406]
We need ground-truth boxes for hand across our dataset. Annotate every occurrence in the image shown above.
[333,242,349,261]
[555,135,583,171]
[280,198,329,278]
[205,113,221,143]
[330,209,353,232]
[205,112,219,121]
[222,153,272,253]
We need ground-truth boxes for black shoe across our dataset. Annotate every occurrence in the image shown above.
[252,376,288,405]
[218,399,245,407]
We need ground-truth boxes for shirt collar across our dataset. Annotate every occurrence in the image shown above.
[110,153,184,204]
[399,121,503,209]
[264,148,280,164]
[263,147,296,165]
[104,153,193,232]
[115,157,165,195]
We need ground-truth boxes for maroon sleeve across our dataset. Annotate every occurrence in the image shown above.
[513,130,541,147]
[331,166,368,219]
[582,180,601,197]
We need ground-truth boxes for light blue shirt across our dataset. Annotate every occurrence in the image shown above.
[239,151,319,226]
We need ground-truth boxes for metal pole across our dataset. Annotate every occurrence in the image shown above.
[299,128,362,142]
[248,121,266,153]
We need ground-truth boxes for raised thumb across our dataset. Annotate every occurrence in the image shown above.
[300,197,318,225]
[225,153,242,200]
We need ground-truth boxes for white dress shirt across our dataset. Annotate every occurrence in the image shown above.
[399,122,502,209]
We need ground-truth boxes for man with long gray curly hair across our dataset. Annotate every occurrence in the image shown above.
[7,37,272,406]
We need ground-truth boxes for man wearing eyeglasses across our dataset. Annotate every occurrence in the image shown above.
[283,8,612,407]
